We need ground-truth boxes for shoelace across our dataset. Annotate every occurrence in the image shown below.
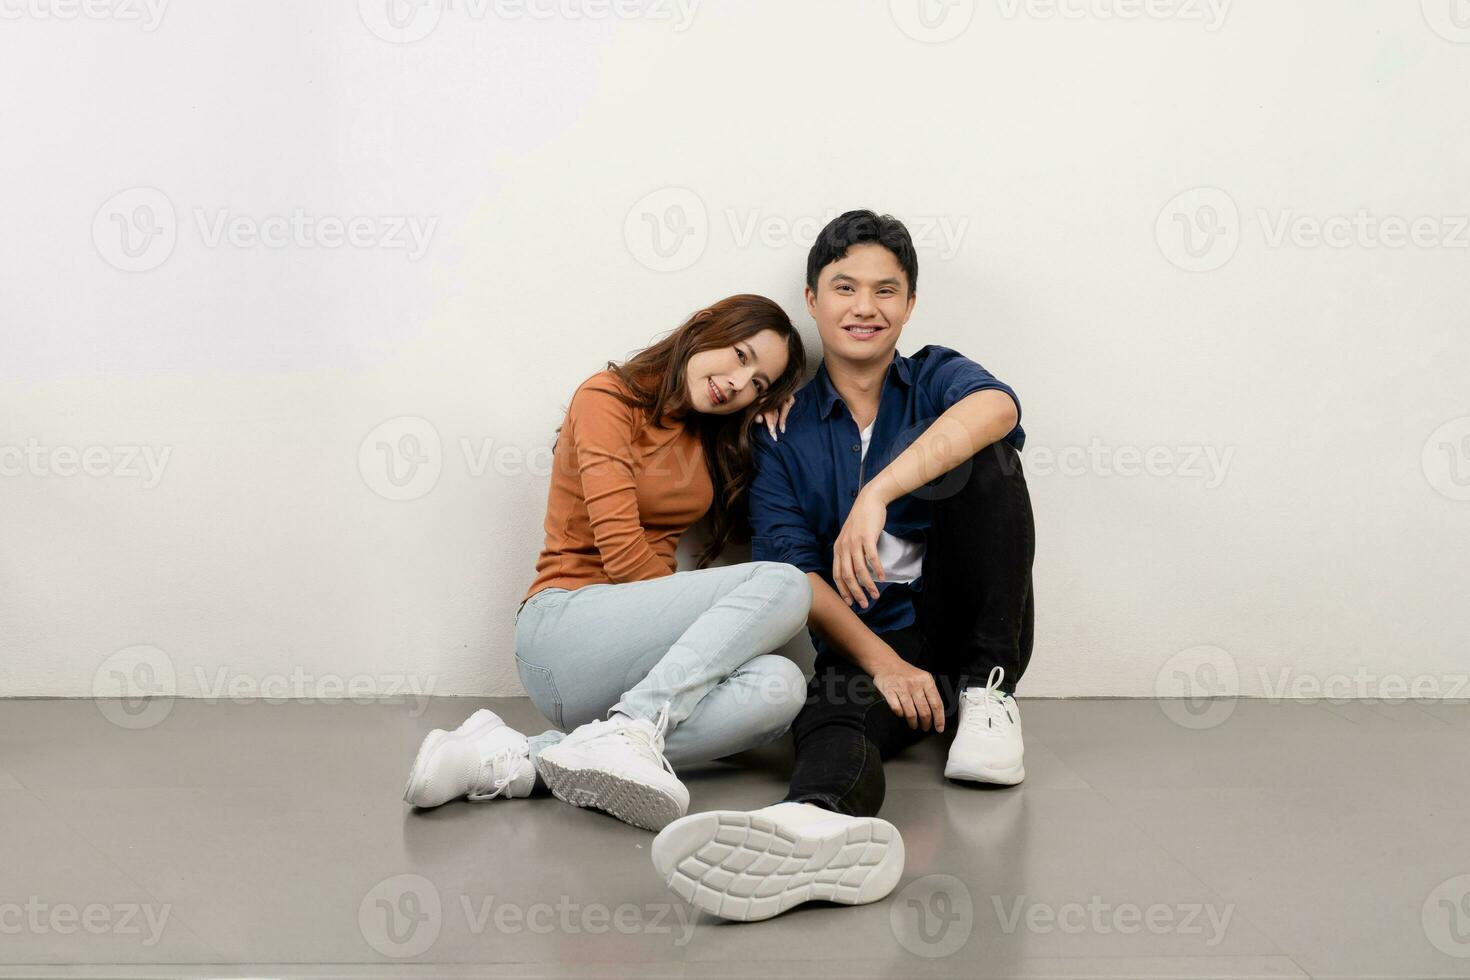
[961,666,1014,734]
[467,745,522,802]
[616,702,678,778]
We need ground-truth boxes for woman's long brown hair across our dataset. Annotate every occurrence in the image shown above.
[601,294,807,569]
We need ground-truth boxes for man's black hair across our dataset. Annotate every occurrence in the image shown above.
[805,210,918,298]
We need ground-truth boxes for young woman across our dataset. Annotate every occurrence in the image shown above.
[404,294,812,831]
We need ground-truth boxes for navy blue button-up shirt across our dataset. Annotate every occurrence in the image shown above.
[749,345,1024,656]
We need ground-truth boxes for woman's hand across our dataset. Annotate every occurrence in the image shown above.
[832,488,887,609]
[872,657,945,732]
[753,394,796,441]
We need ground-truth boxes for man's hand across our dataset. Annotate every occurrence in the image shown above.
[753,394,796,442]
[832,488,887,609]
[873,657,945,732]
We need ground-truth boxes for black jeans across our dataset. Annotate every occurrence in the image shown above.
[781,440,1036,817]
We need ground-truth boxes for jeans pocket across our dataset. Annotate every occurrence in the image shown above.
[515,655,565,730]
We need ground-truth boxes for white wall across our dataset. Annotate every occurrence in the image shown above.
[3,0,1468,704]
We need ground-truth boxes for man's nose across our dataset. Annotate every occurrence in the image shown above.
[852,290,878,315]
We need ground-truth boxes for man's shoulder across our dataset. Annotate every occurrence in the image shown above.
[753,377,826,456]
[907,344,970,366]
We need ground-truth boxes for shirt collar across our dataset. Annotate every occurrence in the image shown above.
[816,350,913,420]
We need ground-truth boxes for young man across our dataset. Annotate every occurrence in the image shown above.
[650,210,1036,921]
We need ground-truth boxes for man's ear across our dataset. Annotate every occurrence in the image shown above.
[804,285,818,320]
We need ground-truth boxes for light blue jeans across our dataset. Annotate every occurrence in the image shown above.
[513,561,812,768]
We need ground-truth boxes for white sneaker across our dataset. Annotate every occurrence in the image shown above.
[403,709,536,808]
[651,802,905,922]
[945,666,1025,785]
[535,703,688,832]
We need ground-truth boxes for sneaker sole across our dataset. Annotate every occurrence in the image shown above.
[652,810,905,922]
[944,760,1025,785]
[536,755,685,832]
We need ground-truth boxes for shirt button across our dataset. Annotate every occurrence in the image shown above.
[851,444,861,452]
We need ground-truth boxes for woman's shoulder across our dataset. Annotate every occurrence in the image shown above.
[574,368,633,398]
[570,369,638,412]
[568,369,651,431]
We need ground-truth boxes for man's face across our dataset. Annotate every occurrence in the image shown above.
[805,242,916,368]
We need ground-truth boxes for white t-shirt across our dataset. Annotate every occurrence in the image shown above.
[859,421,925,584]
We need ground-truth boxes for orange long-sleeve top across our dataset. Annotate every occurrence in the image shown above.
[522,370,714,602]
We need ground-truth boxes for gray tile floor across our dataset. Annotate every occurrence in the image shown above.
[2,696,1469,978]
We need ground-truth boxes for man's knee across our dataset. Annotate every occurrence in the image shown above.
[927,441,1025,512]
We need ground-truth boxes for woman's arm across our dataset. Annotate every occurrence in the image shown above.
[569,384,671,584]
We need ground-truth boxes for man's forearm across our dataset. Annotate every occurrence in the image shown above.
[866,388,1018,505]
[805,571,900,676]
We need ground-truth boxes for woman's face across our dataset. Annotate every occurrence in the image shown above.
[684,328,791,416]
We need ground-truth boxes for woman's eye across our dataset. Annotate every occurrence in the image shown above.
[736,348,746,363]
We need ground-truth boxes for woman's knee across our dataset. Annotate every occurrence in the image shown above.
[750,561,813,626]
[739,653,808,731]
